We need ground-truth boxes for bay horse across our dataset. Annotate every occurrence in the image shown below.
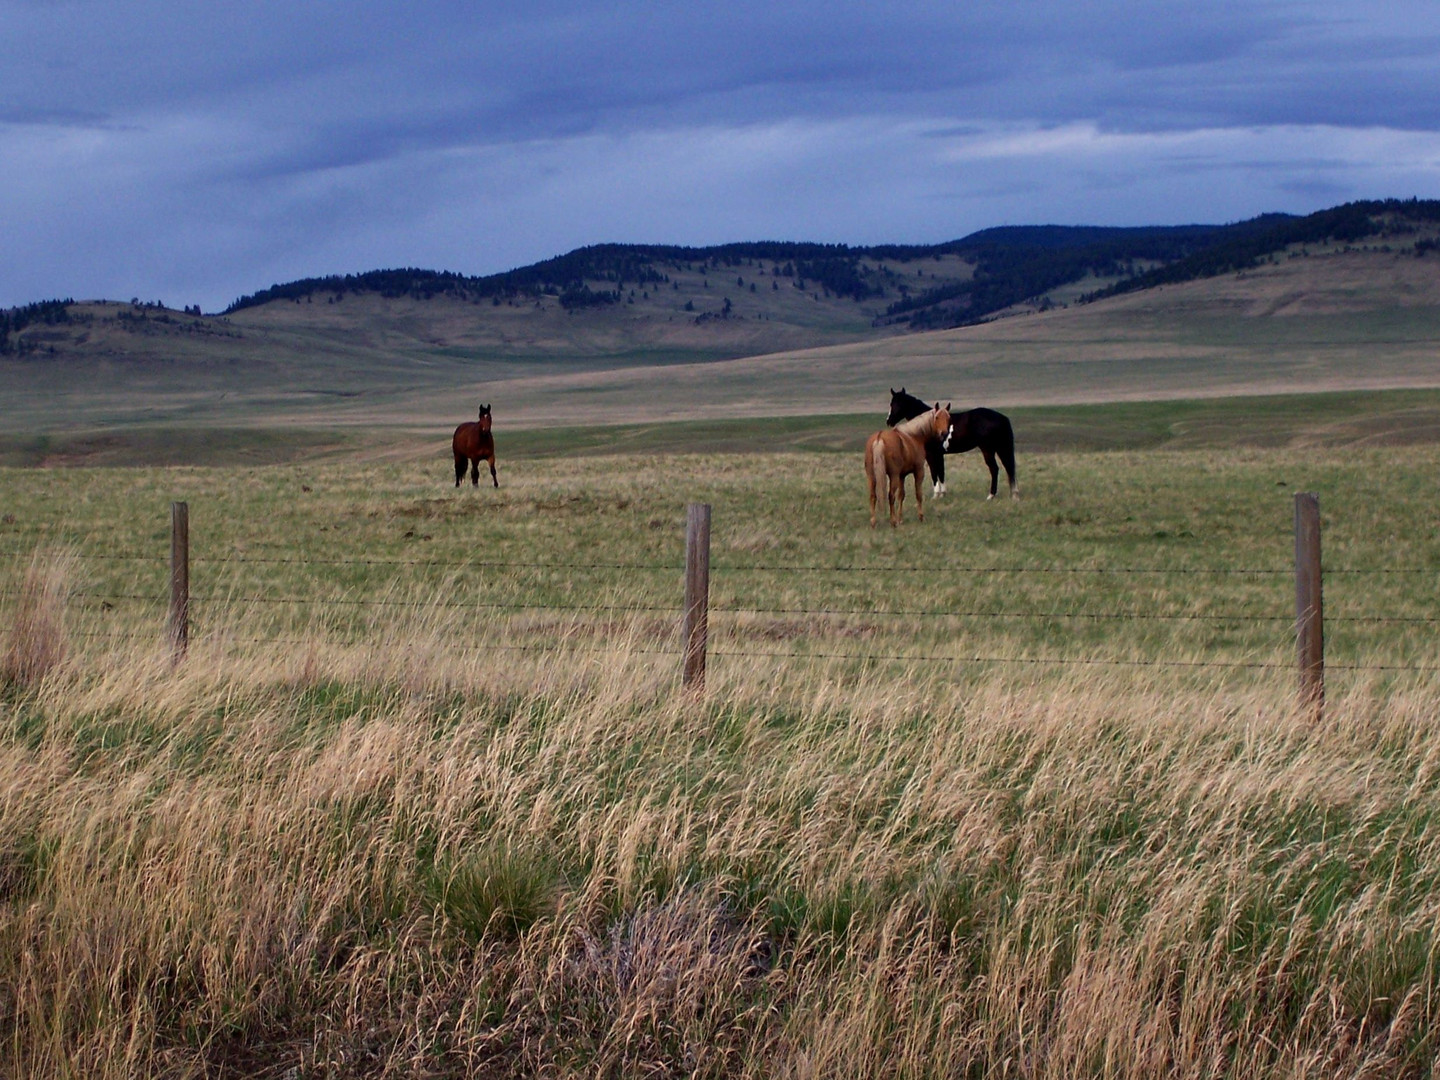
[865,405,950,527]
[452,404,498,488]
[887,388,1018,500]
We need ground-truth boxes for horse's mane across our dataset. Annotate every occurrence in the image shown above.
[891,389,930,420]
[894,409,941,438]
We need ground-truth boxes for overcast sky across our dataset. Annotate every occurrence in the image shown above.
[3,0,1439,312]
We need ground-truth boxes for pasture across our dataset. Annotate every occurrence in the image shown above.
[3,439,1440,1076]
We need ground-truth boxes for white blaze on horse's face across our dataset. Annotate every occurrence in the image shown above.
[943,424,953,451]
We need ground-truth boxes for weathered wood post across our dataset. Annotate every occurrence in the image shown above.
[1294,492,1323,716]
[682,502,712,694]
[169,501,189,662]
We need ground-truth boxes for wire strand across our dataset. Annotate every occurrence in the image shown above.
[1,547,1437,576]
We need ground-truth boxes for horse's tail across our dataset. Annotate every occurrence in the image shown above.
[997,416,1018,495]
[867,434,886,483]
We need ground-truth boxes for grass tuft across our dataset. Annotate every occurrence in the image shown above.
[428,843,563,943]
[2,547,76,687]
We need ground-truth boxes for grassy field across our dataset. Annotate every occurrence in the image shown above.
[7,387,1440,467]
[3,440,1439,675]
[498,387,1440,458]
[2,443,1440,1075]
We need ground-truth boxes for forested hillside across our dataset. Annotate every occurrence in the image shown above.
[8,200,1439,366]
[218,226,1259,328]
[1088,198,1440,302]
[212,200,1440,332]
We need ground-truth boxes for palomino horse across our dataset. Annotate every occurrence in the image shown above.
[452,404,498,488]
[865,405,950,527]
[887,387,1018,500]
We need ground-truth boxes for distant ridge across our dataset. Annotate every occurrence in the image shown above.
[6,199,1440,369]
[221,220,1287,328]
[214,201,1438,329]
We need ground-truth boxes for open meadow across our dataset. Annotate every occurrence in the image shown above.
[3,436,1440,1076]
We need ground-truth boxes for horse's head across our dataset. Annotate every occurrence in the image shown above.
[478,404,492,432]
[885,387,909,427]
[931,402,951,443]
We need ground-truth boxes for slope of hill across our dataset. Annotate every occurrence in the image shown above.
[3,200,1439,448]
[412,243,1440,432]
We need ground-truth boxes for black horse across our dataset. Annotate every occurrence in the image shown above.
[887,387,1018,500]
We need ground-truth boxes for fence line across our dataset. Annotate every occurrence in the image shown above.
[4,498,1440,697]
[2,545,1438,577]
[711,649,1295,670]
[6,588,1436,626]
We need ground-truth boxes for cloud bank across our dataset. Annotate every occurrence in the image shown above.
[2,1,1438,309]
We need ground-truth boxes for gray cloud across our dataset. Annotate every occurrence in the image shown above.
[0,106,116,128]
[2,1,1439,309]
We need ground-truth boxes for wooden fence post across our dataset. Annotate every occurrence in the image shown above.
[682,502,711,694]
[169,501,189,662]
[1294,492,1323,715]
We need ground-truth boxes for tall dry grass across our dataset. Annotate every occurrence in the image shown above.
[1,609,1438,1078]
[1,548,76,688]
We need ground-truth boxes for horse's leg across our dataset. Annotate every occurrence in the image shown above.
[470,457,480,487]
[982,448,999,499]
[487,453,498,488]
[867,462,878,528]
[928,443,946,496]
[864,442,874,527]
[454,453,466,487]
[891,469,903,527]
[999,440,1019,499]
[914,466,925,522]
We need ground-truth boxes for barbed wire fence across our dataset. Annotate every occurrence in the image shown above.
[3,497,1439,712]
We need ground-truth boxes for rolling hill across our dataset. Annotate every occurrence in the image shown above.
[3,199,1440,463]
